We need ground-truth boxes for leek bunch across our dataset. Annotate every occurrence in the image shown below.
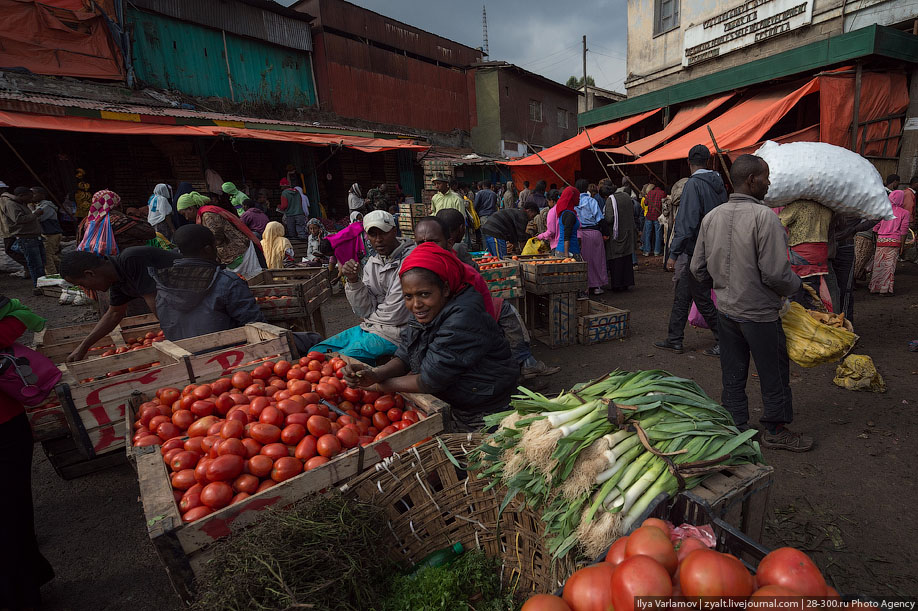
[469,370,764,560]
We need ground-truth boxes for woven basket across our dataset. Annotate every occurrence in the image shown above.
[341,434,582,594]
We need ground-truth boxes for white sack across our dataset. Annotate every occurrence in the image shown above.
[753,141,893,220]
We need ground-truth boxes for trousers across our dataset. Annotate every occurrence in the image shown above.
[667,254,718,343]
[16,237,47,287]
[718,313,793,429]
[284,214,308,240]
[642,219,663,255]
[42,233,62,275]
[828,244,855,321]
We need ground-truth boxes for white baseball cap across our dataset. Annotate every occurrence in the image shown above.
[363,210,396,232]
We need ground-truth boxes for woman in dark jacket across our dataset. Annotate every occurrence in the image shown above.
[601,183,636,291]
[342,242,519,431]
[0,296,54,608]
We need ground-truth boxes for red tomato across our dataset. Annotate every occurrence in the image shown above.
[219,419,244,439]
[161,437,185,453]
[304,455,329,470]
[192,385,213,400]
[341,386,362,403]
[170,451,200,472]
[280,423,307,446]
[386,408,403,422]
[168,409,193,430]
[362,390,381,404]
[186,416,218,438]
[211,378,232,395]
[316,434,341,458]
[306,415,331,437]
[372,412,390,431]
[679,549,754,598]
[642,518,672,537]
[521,594,572,611]
[159,388,181,404]
[190,400,215,418]
[337,415,355,427]
[217,438,246,457]
[605,536,629,568]
[248,423,281,444]
[182,505,213,523]
[391,420,410,431]
[294,435,318,460]
[359,404,376,418]
[231,371,253,389]
[179,490,202,513]
[156,421,182,441]
[231,492,250,505]
[241,437,262,458]
[163,447,184,465]
[260,442,289,460]
[259,406,284,428]
[171,468,197,490]
[233,473,260,494]
[227,409,249,425]
[287,367,307,381]
[247,455,273,478]
[248,396,270,417]
[306,359,322,372]
[320,364,334,377]
[285,412,310,427]
[357,435,374,446]
[563,563,617,611]
[207,421,224,436]
[273,360,292,378]
[374,395,395,412]
[394,394,405,410]
[148,414,170,432]
[277,399,304,416]
[336,426,359,449]
[229,393,249,406]
[205,454,244,482]
[306,351,325,362]
[626,525,678,576]
[243,384,265,397]
[676,537,709,563]
[252,365,273,380]
[287,380,310,396]
[214,393,235,416]
[315,382,337,400]
[200,481,233,509]
[256,479,276,493]
[755,547,827,596]
[271,456,302,482]
[609,556,673,611]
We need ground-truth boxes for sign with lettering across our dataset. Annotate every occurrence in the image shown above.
[682,0,813,67]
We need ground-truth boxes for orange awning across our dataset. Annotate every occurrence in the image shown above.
[726,124,820,160]
[504,107,661,167]
[0,110,429,153]
[602,94,734,157]
[633,79,820,165]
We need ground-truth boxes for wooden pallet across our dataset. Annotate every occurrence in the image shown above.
[522,291,579,347]
[59,324,296,460]
[132,381,446,603]
[577,301,630,345]
[519,259,588,294]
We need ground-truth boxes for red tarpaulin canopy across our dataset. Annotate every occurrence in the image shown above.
[726,124,821,160]
[0,110,429,153]
[633,80,820,165]
[602,94,734,157]
[503,108,661,186]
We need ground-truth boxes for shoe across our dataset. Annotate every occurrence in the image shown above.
[653,339,684,354]
[702,345,720,357]
[11,270,26,278]
[522,361,562,379]
[642,252,650,257]
[632,264,639,270]
[654,252,662,257]
[32,287,43,296]
[761,426,814,452]
[592,288,604,296]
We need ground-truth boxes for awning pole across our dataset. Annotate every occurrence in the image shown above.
[0,130,61,205]
[583,128,612,182]
[622,144,667,189]
[849,62,862,152]
[706,126,734,190]
[523,141,571,187]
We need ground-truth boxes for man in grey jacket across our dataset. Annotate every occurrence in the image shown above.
[691,155,811,452]
[311,210,415,363]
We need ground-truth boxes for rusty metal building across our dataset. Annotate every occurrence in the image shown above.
[291,0,482,138]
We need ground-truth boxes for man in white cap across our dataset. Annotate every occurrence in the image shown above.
[311,210,416,363]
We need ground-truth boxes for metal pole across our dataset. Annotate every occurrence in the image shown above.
[706,126,734,190]
[222,30,235,103]
[523,141,571,187]
[850,62,862,153]
[582,35,588,111]
[622,144,666,189]
[0,130,61,205]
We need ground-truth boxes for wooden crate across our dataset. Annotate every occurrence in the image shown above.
[689,463,774,544]
[577,301,630,345]
[478,260,523,299]
[522,291,578,347]
[59,324,296,460]
[25,392,69,442]
[398,202,428,218]
[34,314,159,364]
[519,258,588,294]
[132,388,445,602]
[248,268,329,336]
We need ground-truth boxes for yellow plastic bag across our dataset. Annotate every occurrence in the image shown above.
[833,354,886,392]
[465,197,481,230]
[522,237,548,256]
[781,302,858,367]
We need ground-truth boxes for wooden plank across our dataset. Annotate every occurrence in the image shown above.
[25,397,69,441]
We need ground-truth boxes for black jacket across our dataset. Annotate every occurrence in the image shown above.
[669,170,728,259]
[395,287,519,418]
[481,208,530,244]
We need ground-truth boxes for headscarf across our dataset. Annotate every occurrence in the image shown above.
[307,217,327,236]
[176,191,210,211]
[261,221,292,269]
[0,296,45,332]
[555,186,578,216]
[349,211,363,223]
[221,182,238,195]
[399,242,497,320]
[349,183,362,198]
[86,190,121,222]
[576,192,604,226]
[295,186,309,213]
[279,178,290,187]
[889,190,905,207]
[148,183,171,225]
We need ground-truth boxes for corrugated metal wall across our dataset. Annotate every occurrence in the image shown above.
[128,7,316,108]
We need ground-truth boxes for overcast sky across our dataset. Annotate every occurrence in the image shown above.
[280,0,628,92]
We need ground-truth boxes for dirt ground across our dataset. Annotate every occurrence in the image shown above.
[6,256,917,609]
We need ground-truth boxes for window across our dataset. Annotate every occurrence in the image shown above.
[557,108,568,129]
[529,99,542,122]
[654,0,680,35]
[505,86,510,97]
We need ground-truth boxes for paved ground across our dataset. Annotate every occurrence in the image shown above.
[6,255,916,609]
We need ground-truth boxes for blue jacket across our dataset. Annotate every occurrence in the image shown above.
[152,258,265,341]
[669,170,728,259]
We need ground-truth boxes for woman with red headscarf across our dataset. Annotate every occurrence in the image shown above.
[342,242,519,431]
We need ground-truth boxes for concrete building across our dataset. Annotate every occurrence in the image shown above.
[471,61,580,158]
[578,85,626,114]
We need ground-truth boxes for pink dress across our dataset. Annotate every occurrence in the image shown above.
[537,206,559,249]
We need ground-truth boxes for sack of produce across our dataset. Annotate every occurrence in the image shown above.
[833,354,886,392]
[781,302,858,367]
[754,141,894,220]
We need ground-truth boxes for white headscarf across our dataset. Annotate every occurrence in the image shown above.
[295,186,309,213]
[349,183,362,198]
[147,183,172,226]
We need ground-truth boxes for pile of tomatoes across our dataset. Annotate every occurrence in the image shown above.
[102,330,166,356]
[131,352,424,523]
[523,518,839,611]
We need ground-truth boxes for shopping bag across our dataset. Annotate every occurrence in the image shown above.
[522,237,548,256]
[688,290,717,328]
[78,215,118,255]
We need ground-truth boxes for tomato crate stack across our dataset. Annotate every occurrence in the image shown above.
[397,201,430,240]
[473,255,523,300]
[124,352,446,603]
[577,300,631,345]
[247,267,330,336]
[47,324,296,480]
[518,257,588,295]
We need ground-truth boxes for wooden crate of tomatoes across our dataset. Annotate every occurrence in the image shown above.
[58,323,297,463]
[518,257,588,295]
[474,256,523,299]
[126,351,445,603]
[248,268,330,336]
[34,313,161,365]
